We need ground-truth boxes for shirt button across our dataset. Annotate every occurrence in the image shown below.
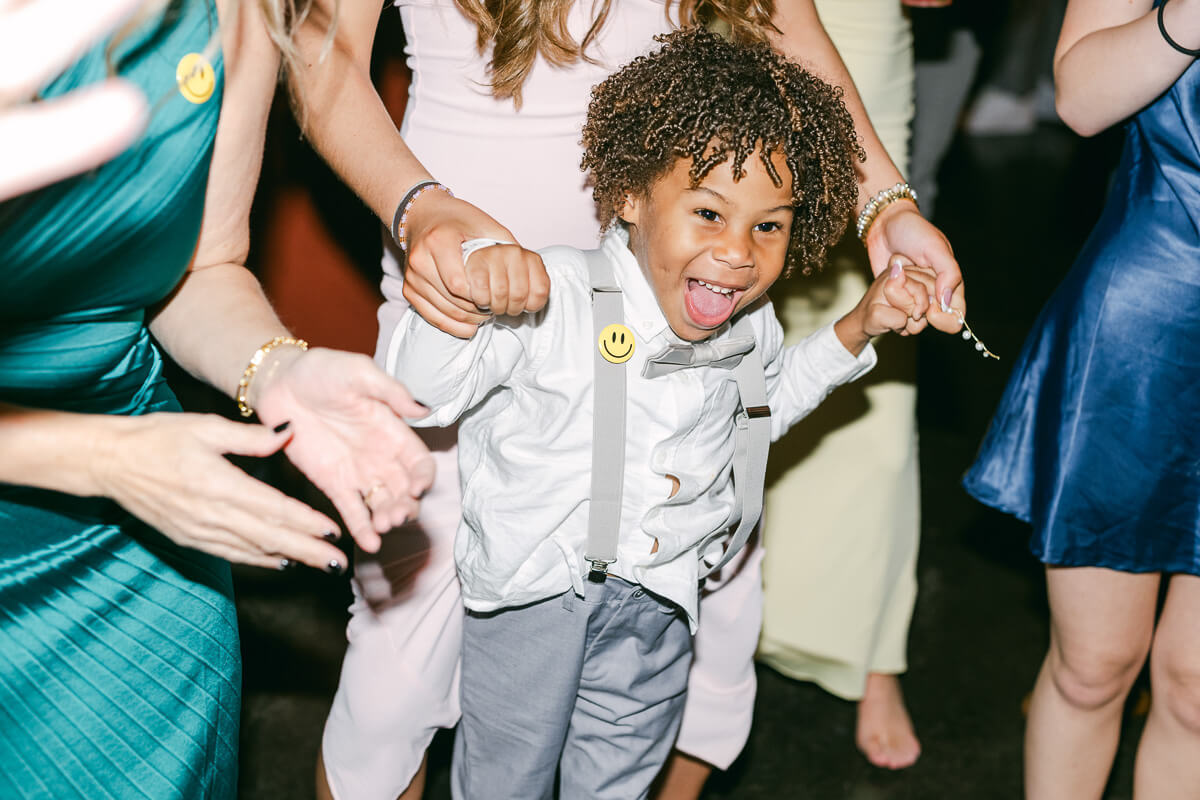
[177,53,215,104]
[633,589,645,598]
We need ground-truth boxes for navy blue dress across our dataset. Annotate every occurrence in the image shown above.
[964,52,1200,574]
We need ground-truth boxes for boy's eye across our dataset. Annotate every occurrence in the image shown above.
[754,221,783,233]
[695,208,719,222]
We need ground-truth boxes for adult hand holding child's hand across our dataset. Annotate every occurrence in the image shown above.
[401,190,550,337]
[864,202,965,335]
[835,258,939,355]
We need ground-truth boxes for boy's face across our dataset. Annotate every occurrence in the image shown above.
[621,151,794,342]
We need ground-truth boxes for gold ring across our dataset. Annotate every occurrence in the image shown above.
[361,483,386,506]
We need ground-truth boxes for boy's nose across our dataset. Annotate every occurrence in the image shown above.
[712,228,752,268]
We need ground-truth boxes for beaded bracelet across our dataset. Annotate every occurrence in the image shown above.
[1158,0,1200,58]
[941,302,999,360]
[236,336,309,418]
[391,180,454,252]
[856,182,919,242]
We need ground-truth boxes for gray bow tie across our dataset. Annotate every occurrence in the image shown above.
[641,336,757,379]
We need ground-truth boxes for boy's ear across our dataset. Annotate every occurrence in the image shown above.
[618,193,642,226]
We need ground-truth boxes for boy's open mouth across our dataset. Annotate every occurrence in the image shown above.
[684,278,745,329]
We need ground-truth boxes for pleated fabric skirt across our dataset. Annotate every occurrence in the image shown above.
[0,492,240,799]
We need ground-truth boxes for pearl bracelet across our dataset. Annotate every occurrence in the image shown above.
[236,336,309,418]
[391,180,454,252]
[855,182,919,242]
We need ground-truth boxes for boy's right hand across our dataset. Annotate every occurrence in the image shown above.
[401,191,551,338]
[834,257,938,356]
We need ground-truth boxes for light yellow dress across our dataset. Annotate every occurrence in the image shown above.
[757,0,918,701]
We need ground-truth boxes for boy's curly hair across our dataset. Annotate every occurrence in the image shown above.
[581,26,864,276]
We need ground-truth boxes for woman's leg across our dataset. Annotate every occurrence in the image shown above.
[1026,566,1158,799]
[655,544,765,798]
[1135,573,1200,798]
[319,433,464,800]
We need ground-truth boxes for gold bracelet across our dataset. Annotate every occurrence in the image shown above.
[236,336,309,418]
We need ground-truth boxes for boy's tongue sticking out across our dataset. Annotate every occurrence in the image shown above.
[685,278,738,329]
[620,148,796,342]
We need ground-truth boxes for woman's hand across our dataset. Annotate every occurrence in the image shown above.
[402,190,550,338]
[864,201,966,334]
[253,347,436,553]
[0,0,149,201]
[94,413,350,571]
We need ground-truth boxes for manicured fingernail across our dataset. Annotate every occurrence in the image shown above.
[941,289,952,308]
[889,259,902,278]
[324,559,347,575]
[322,530,340,542]
[273,421,292,433]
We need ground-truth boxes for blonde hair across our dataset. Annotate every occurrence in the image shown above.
[453,0,777,106]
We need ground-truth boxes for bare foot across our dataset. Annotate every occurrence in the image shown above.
[855,672,921,769]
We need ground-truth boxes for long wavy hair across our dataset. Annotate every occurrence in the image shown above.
[454,0,778,105]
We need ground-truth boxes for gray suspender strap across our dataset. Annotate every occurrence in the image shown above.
[583,247,626,580]
[581,247,771,581]
[696,315,772,578]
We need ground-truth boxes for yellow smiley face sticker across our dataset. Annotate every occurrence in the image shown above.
[176,53,215,104]
[598,324,635,364]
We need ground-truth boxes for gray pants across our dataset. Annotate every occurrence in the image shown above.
[451,577,693,800]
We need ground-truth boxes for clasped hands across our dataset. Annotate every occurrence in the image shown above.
[400,191,965,338]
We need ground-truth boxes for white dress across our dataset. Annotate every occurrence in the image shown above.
[758,0,919,701]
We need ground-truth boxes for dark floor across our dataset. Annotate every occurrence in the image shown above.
[235,123,1144,798]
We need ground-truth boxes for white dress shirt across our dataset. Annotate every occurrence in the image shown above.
[381,229,876,628]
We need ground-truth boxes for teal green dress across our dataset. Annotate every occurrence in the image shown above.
[0,2,239,796]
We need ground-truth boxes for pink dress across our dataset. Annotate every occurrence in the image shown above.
[323,4,764,796]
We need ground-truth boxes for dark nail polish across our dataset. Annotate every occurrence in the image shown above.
[322,530,340,543]
[324,559,347,576]
[273,421,292,433]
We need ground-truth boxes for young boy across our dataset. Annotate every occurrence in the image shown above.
[382,27,936,800]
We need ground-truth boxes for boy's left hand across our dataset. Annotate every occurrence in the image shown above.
[835,257,938,355]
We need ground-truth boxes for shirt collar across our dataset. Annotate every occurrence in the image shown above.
[600,226,732,347]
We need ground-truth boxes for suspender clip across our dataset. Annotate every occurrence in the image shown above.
[745,405,771,419]
[586,559,614,583]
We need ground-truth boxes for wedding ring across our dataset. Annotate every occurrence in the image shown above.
[361,483,386,507]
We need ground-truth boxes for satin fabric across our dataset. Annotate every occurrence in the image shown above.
[964,43,1200,574]
[0,2,240,796]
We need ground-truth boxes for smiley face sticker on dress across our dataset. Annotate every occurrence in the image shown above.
[598,324,635,364]
[176,53,215,104]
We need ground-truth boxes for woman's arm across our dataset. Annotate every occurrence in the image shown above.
[290,0,549,336]
[149,0,434,553]
[1054,0,1198,136]
[769,0,963,331]
[0,403,353,570]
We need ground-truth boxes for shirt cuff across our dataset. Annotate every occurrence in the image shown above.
[810,321,877,384]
